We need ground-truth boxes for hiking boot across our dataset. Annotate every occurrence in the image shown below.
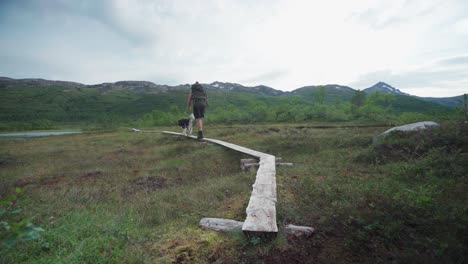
[197,131,204,140]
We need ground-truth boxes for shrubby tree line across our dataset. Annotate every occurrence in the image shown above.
[136,91,460,127]
[0,87,465,130]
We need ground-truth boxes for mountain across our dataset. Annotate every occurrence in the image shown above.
[363,82,410,96]
[292,84,355,94]
[362,82,466,109]
[88,81,189,94]
[0,77,85,89]
[204,81,286,96]
[1,77,462,107]
[290,84,356,103]
[420,95,465,108]
[0,77,461,131]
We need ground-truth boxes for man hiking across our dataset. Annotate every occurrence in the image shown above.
[187,81,208,139]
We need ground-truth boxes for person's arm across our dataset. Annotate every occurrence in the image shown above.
[187,89,192,112]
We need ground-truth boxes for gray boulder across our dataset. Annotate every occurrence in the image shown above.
[373,121,440,143]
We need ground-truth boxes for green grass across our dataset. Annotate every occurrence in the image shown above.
[1,123,467,263]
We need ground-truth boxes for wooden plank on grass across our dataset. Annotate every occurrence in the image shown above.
[199,218,243,232]
[161,131,278,234]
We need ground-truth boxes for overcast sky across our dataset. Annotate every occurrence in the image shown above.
[1,0,467,97]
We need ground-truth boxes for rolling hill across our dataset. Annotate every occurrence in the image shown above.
[0,77,462,130]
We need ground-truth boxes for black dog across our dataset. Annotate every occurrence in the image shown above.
[177,113,195,136]
[178,118,190,128]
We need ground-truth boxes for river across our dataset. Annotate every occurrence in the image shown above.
[0,131,82,138]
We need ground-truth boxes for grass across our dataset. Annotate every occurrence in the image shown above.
[1,123,467,263]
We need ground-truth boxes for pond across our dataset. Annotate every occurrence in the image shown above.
[0,130,82,138]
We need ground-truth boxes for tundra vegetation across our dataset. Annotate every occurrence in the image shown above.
[0,81,467,262]
[1,120,466,263]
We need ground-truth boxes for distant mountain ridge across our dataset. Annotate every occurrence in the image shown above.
[293,84,355,94]
[204,81,286,96]
[0,77,86,89]
[362,81,410,96]
[420,95,465,108]
[0,76,461,130]
[0,77,464,107]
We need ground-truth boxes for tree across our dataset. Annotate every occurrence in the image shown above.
[351,90,366,108]
[351,90,366,116]
[367,92,396,108]
[464,94,467,119]
[314,87,326,105]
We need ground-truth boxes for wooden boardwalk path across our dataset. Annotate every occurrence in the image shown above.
[161,131,278,234]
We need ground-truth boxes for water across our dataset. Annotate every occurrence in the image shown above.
[0,131,82,138]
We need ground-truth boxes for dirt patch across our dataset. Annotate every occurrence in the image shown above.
[15,171,104,189]
[15,177,36,188]
[124,176,167,195]
[241,236,323,264]
[80,170,103,181]
[40,175,68,188]
[101,148,144,161]
[173,176,185,186]
[256,127,281,134]
[15,174,68,189]
[17,175,68,189]
[0,154,19,167]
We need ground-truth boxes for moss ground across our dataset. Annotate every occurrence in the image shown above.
[1,123,466,263]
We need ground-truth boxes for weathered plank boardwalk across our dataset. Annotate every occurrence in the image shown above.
[161,131,278,234]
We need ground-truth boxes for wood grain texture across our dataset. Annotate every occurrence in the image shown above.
[161,131,278,233]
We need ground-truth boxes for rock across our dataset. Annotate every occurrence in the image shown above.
[373,121,440,143]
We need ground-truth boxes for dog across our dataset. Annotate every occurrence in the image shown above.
[178,113,195,136]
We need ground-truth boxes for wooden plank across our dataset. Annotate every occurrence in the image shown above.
[199,218,243,232]
[160,131,278,233]
[241,157,281,163]
[284,224,315,237]
[242,162,293,170]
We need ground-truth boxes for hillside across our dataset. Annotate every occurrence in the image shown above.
[291,84,356,103]
[205,81,286,96]
[421,95,465,108]
[0,77,459,130]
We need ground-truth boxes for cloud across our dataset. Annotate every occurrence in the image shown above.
[350,54,468,96]
[454,18,468,34]
[349,0,467,30]
[0,0,467,97]
[239,69,290,85]
[437,55,468,66]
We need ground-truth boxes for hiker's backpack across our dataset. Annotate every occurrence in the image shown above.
[191,83,207,101]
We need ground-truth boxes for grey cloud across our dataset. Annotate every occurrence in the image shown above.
[437,55,468,66]
[1,0,466,95]
[0,54,54,79]
[2,0,281,82]
[351,68,466,88]
[350,0,453,29]
[0,0,157,46]
[350,55,468,96]
[239,69,290,84]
